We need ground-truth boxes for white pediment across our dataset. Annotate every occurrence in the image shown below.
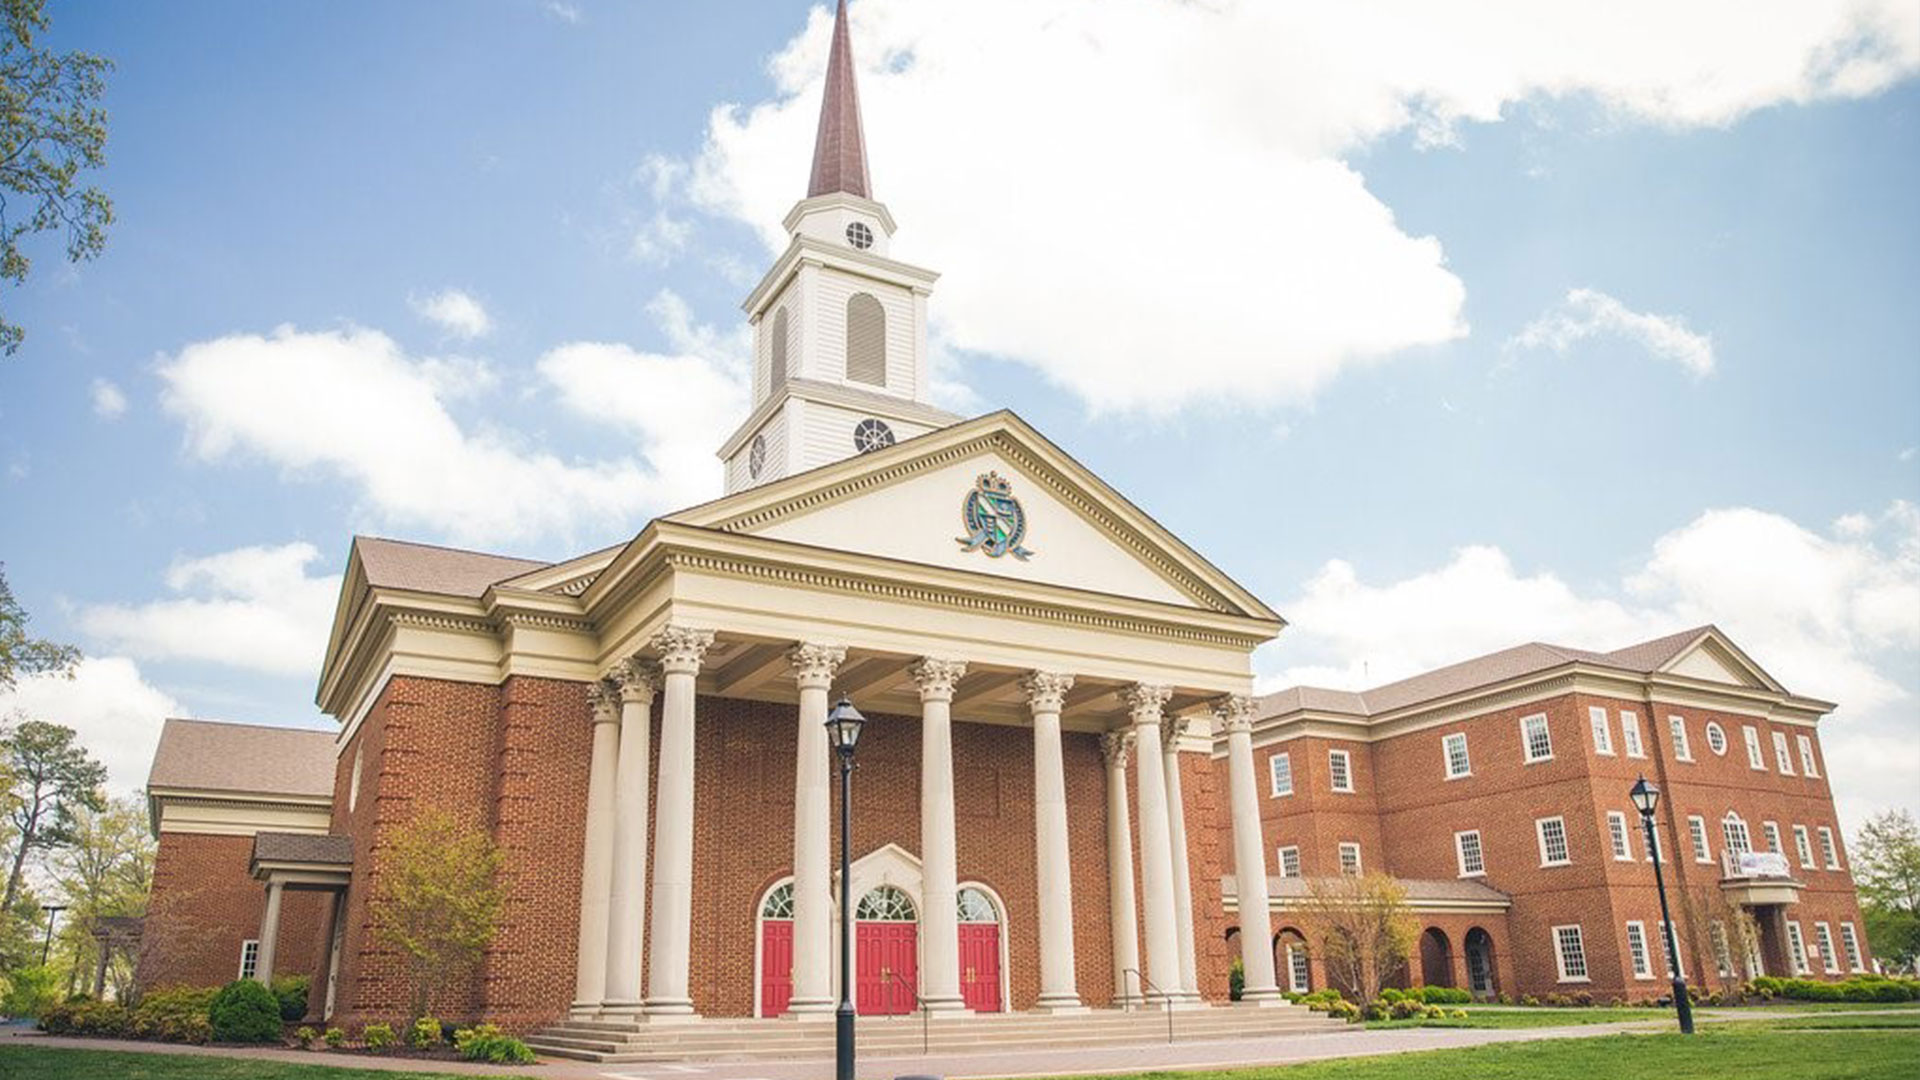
[1663,636,1778,691]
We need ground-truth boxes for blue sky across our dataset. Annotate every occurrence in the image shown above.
[0,1,1915,833]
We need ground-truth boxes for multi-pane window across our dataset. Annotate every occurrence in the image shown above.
[1797,734,1820,778]
[1662,920,1685,977]
[1621,711,1645,758]
[1338,842,1362,876]
[1288,945,1311,993]
[1456,830,1485,877]
[1722,813,1752,855]
[1773,731,1795,776]
[1328,749,1354,793]
[239,939,259,981]
[1669,717,1692,761]
[1818,826,1840,870]
[1786,921,1809,975]
[1688,815,1712,863]
[1553,925,1589,982]
[1588,707,1614,755]
[1537,816,1571,866]
[1744,725,1766,770]
[1815,922,1840,974]
[1706,721,1727,756]
[1794,825,1815,869]
[1523,714,1553,763]
[1626,922,1652,978]
[1763,821,1783,854]
[1269,752,1293,797]
[1841,922,1864,972]
[1608,811,1634,861]
[1278,845,1301,878]
[1443,733,1471,779]
[1711,921,1735,978]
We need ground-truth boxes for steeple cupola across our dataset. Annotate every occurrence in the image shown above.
[717,0,955,494]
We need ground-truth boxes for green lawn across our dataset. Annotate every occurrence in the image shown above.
[1363,1006,1672,1029]
[0,1045,513,1079]
[1760,1013,1920,1030]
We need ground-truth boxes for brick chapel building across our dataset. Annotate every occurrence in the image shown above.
[133,0,1871,1045]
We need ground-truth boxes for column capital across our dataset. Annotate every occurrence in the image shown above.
[650,625,715,675]
[1100,729,1136,770]
[1021,671,1074,713]
[588,679,622,724]
[788,643,848,690]
[1211,694,1256,734]
[614,657,662,705]
[909,657,968,701]
[1123,683,1172,724]
[1159,712,1196,750]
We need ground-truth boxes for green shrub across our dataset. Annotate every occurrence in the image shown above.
[1418,986,1470,1004]
[1360,1000,1391,1021]
[362,1022,395,1051]
[0,965,59,1019]
[1326,998,1360,1022]
[40,999,132,1037]
[410,1015,442,1049]
[207,979,283,1043]
[130,986,218,1042]
[294,1025,317,1048]
[1229,956,1244,1001]
[1448,1008,1469,1019]
[270,975,310,1022]
[455,1023,537,1065]
[324,1026,347,1048]
[1378,987,1406,1003]
[1519,994,1540,1007]
[1300,987,1344,1006]
[1388,998,1422,1020]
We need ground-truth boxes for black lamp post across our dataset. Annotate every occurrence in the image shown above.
[825,696,867,1080]
[1630,775,1694,1035]
[40,903,66,966]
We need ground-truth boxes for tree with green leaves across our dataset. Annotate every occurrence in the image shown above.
[1,0,114,356]
[0,563,79,690]
[1853,809,1920,973]
[371,809,507,1019]
[49,793,152,997]
[1,719,106,922]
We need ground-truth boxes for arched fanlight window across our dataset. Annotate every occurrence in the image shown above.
[1721,812,1752,855]
[855,885,916,922]
[956,887,997,923]
[769,307,790,391]
[845,293,886,386]
[761,881,794,920]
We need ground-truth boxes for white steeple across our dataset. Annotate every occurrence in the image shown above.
[717,0,956,493]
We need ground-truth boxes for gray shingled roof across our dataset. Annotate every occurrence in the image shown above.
[252,832,354,867]
[356,536,548,598]
[1260,626,1718,721]
[147,718,335,798]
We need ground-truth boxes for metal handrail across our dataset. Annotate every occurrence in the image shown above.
[881,969,929,1056]
[1121,967,1175,1044]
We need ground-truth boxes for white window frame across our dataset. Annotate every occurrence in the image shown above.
[1841,922,1865,972]
[1744,725,1766,771]
[1815,922,1839,974]
[1711,921,1734,978]
[1662,920,1686,978]
[1706,721,1727,756]
[1608,811,1634,861]
[1722,812,1752,856]
[1797,733,1820,778]
[1443,732,1471,779]
[1286,944,1311,993]
[1688,814,1712,863]
[1328,749,1354,793]
[1455,829,1485,877]
[1278,845,1301,879]
[1537,816,1571,867]
[1620,711,1645,758]
[1772,730,1795,776]
[1763,821,1783,854]
[1626,921,1653,979]
[1786,920,1809,975]
[1794,824,1815,869]
[1818,826,1840,870]
[239,938,260,981]
[1522,713,1553,763]
[1338,842,1362,876]
[1588,706,1614,756]
[1552,925,1590,983]
[1269,752,1293,797]
[1669,716,1692,761]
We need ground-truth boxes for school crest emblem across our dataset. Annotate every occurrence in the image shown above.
[957,471,1034,560]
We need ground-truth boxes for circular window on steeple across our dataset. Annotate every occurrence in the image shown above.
[748,434,767,479]
[853,418,895,453]
[846,221,874,250]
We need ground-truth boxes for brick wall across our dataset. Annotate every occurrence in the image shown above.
[136,831,327,992]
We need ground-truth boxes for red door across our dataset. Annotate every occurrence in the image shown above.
[958,923,1001,1012]
[855,922,919,1015]
[760,920,793,1017]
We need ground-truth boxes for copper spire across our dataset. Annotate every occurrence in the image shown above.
[806,0,872,199]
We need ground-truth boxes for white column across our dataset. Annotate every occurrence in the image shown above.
[786,643,846,1018]
[911,658,969,1013]
[1161,713,1201,1003]
[1126,683,1180,1006]
[644,625,714,1018]
[1101,730,1141,1006]
[255,880,284,985]
[1217,695,1282,1004]
[1024,671,1086,1012]
[603,660,659,1014]
[572,680,622,1013]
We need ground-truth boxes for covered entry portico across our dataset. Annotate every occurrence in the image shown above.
[250,832,352,1020]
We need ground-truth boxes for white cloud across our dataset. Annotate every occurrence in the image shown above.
[78,543,342,678]
[1258,500,1920,834]
[630,210,693,266]
[90,377,128,419]
[410,288,493,339]
[544,1,581,25]
[0,657,184,795]
[158,307,745,547]
[1510,288,1716,377]
[680,0,1914,414]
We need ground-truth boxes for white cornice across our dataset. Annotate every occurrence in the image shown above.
[742,234,939,319]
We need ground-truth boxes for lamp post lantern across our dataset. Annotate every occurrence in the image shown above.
[825,696,866,1080]
[1630,775,1694,1035]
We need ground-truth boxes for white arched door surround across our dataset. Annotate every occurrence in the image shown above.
[957,881,1011,1013]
